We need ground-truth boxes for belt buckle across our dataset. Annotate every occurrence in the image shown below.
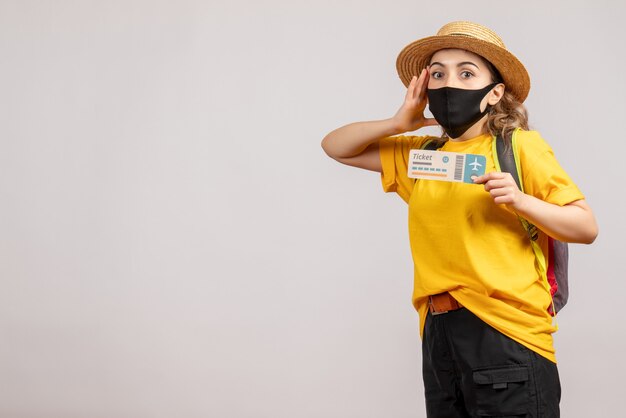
[429,297,449,316]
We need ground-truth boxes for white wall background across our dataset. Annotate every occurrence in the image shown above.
[1,0,624,417]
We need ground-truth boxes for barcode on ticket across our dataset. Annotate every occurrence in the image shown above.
[454,154,465,181]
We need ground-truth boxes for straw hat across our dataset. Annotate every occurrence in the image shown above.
[396,21,530,102]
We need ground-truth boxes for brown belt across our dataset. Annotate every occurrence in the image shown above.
[429,292,463,315]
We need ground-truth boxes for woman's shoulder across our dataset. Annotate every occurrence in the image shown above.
[515,129,554,154]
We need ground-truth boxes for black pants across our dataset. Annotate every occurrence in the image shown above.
[422,308,561,417]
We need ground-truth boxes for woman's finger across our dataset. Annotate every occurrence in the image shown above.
[411,74,418,101]
[405,75,417,101]
[423,117,439,127]
[484,179,514,191]
[488,187,515,198]
[411,70,424,100]
[493,195,516,205]
[420,66,430,95]
[474,172,506,183]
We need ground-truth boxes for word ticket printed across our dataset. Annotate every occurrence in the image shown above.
[407,149,487,183]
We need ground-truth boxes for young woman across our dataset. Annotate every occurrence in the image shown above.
[321,21,597,417]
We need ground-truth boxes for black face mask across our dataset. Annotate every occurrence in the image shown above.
[427,83,498,139]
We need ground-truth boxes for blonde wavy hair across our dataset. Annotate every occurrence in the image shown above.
[484,60,529,143]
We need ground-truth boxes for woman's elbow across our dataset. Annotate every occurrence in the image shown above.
[321,134,339,159]
[566,200,598,244]
[581,223,599,244]
[572,219,598,244]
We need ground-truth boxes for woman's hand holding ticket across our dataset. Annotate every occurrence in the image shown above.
[473,171,596,243]
[473,171,524,208]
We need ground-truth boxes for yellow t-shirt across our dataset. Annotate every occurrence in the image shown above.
[379,130,584,363]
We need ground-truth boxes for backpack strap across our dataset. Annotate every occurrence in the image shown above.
[421,138,446,151]
[493,130,539,242]
[491,129,557,318]
[495,132,521,192]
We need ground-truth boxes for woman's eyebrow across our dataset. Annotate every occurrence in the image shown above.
[429,61,480,69]
[458,61,480,69]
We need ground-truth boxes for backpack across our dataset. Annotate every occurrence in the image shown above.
[422,129,569,315]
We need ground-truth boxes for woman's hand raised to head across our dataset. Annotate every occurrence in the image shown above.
[391,67,439,134]
[321,66,439,172]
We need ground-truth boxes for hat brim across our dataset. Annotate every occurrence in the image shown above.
[396,35,530,103]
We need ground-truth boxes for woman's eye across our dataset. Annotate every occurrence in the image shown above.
[460,71,473,79]
[431,71,443,79]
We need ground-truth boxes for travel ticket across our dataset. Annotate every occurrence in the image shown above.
[407,149,487,183]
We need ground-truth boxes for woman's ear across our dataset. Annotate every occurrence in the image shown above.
[488,83,505,105]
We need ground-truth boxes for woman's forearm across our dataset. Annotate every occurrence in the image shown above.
[321,118,401,159]
[514,196,598,244]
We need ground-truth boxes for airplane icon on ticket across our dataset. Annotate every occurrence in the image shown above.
[469,157,483,171]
